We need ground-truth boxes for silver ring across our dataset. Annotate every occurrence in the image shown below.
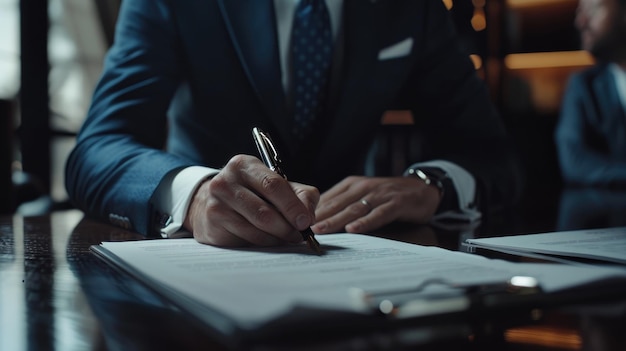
[360,199,371,209]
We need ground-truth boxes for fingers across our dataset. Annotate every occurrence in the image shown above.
[312,196,376,233]
[312,176,441,234]
[185,157,437,244]
[191,201,285,247]
[313,176,375,233]
[344,201,395,233]
[186,155,319,247]
[185,173,293,246]
[233,155,317,231]
[292,183,320,223]
[314,176,364,222]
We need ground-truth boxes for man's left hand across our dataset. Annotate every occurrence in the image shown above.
[311,176,441,234]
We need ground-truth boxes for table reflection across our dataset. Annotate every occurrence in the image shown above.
[66,215,223,350]
[555,187,626,351]
[578,302,626,351]
[0,211,101,351]
[557,187,626,231]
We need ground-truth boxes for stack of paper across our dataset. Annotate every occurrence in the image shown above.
[464,227,626,265]
[92,233,626,347]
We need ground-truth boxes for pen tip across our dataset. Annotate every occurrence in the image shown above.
[307,236,323,255]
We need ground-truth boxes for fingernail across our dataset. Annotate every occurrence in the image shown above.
[296,214,310,230]
[312,222,327,232]
[346,220,361,233]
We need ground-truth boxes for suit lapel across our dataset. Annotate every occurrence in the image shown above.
[597,66,626,148]
[217,0,291,146]
[217,0,392,161]
[317,0,389,159]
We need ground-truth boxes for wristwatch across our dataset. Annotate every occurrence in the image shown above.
[405,167,447,197]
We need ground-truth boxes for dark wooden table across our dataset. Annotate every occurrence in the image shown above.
[1,196,625,350]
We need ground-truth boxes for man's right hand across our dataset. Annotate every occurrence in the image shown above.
[184,155,319,247]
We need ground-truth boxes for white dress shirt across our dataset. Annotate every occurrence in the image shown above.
[152,0,477,237]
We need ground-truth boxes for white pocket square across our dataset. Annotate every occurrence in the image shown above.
[378,37,414,61]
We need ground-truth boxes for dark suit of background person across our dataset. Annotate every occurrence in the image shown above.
[65,0,521,243]
[558,187,626,230]
[555,0,626,187]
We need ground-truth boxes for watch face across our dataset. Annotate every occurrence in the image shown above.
[409,168,430,183]
[407,167,446,195]
[418,167,448,181]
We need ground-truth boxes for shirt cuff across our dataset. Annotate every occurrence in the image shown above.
[152,166,219,238]
[406,160,481,224]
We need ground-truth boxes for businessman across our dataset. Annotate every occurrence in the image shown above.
[555,0,626,187]
[66,0,521,247]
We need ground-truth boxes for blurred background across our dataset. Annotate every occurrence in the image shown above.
[1,0,118,215]
[0,0,591,230]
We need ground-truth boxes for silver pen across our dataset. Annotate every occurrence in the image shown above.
[252,127,322,254]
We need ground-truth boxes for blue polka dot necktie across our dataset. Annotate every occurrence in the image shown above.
[291,0,333,140]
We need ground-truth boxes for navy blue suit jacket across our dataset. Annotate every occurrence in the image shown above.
[556,63,626,187]
[66,0,521,235]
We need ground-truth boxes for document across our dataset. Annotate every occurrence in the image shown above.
[464,227,626,264]
[92,234,626,342]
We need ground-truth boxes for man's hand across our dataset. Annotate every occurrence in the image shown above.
[311,176,441,234]
[184,155,319,246]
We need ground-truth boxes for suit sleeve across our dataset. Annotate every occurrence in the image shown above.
[555,75,626,186]
[65,0,194,235]
[404,0,524,215]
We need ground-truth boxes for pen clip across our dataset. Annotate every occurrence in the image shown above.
[350,276,542,318]
[252,127,322,254]
[252,127,286,178]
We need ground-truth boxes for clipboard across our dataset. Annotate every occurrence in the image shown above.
[89,234,626,349]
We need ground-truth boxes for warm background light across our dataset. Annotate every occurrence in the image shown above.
[505,50,594,69]
[508,0,574,10]
[504,50,594,113]
[470,54,483,70]
[471,10,487,31]
[505,326,582,350]
[471,0,487,31]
